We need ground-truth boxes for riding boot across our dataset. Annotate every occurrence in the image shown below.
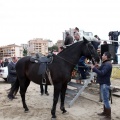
[103,108,111,119]
[97,105,106,116]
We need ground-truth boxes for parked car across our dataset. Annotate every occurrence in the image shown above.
[0,67,8,81]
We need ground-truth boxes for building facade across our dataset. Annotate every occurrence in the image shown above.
[0,44,23,60]
[28,38,48,55]
[21,44,28,50]
[47,40,53,47]
[56,40,64,52]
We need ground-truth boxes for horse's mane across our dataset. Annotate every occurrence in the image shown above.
[58,41,83,55]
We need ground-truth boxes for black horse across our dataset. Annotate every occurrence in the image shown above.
[8,38,99,119]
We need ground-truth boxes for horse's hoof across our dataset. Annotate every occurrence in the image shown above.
[62,111,69,115]
[51,115,56,120]
[8,97,13,100]
[24,109,29,113]
[8,95,14,100]
[51,118,56,120]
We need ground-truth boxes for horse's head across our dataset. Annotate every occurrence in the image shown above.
[82,37,100,64]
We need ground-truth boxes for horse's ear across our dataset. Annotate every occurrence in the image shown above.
[83,37,88,43]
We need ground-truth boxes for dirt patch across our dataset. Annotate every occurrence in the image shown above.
[0,78,120,120]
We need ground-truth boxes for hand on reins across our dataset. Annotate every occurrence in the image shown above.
[91,63,99,69]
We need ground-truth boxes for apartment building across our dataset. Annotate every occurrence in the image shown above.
[21,44,28,50]
[28,38,48,55]
[47,40,53,47]
[56,40,64,52]
[0,44,23,60]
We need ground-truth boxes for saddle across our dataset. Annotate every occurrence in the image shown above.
[30,53,53,84]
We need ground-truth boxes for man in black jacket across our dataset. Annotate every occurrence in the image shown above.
[2,58,9,67]
[7,57,18,99]
[91,52,112,119]
[7,57,18,87]
[64,32,73,45]
[109,31,120,64]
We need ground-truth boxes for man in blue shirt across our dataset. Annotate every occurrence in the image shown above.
[91,52,112,119]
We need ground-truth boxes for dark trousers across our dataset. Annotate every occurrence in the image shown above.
[40,84,48,93]
[8,81,18,97]
[114,46,118,63]
[78,66,90,79]
[79,68,86,79]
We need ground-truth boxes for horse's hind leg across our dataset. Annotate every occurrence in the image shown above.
[51,83,62,119]
[60,83,67,114]
[19,78,30,112]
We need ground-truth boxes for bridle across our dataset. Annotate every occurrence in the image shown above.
[86,42,96,65]
[56,42,97,67]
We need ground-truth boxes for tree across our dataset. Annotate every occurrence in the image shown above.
[23,49,27,56]
[48,45,58,52]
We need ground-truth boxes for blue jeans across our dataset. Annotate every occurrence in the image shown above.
[100,84,110,109]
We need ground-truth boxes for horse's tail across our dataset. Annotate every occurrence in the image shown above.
[8,77,19,99]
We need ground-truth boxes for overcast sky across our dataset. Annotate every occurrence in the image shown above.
[0,0,120,46]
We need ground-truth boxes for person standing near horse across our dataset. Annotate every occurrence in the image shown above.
[73,27,80,43]
[91,52,112,119]
[68,27,79,80]
[60,32,73,50]
[74,27,79,35]
[64,32,73,45]
[0,60,2,67]
[73,27,100,44]
[74,31,80,43]
[40,84,49,96]
[78,56,90,79]
[109,31,120,64]
[91,35,101,50]
[38,54,49,96]
[7,57,18,99]
[73,30,81,83]
[2,58,9,67]
[0,60,4,67]
[73,28,100,83]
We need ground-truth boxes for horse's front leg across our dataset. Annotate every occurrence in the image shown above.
[60,82,67,114]
[51,83,62,119]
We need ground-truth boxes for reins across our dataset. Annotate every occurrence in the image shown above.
[86,42,96,65]
[56,55,90,68]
